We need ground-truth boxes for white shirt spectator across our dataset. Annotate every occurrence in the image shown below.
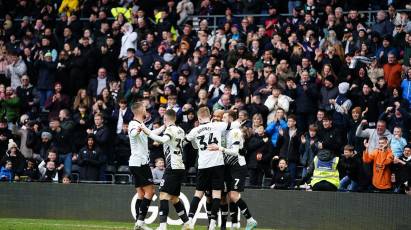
[119,23,137,59]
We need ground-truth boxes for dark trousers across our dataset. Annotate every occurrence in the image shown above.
[249,164,271,187]
[297,112,315,133]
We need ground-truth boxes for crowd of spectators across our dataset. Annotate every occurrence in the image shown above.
[0,0,411,194]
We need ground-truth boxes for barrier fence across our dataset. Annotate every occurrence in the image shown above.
[185,9,411,31]
[0,183,410,229]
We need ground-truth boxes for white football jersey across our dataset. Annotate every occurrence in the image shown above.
[128,120,149,166]
[224,128,246,166]
[163,125,185,170]
[186,122,231,169]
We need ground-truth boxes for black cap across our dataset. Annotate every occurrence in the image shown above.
[325,75,336,85]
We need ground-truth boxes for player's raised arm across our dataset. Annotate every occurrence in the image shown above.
[151,125,166,135]
[141,125,170,144]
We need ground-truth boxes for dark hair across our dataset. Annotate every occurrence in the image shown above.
[165,109,176,120]
[226,110,238,120]
[344,145,354,151]
[48,147,58,155]
[379,136,388,141]
[118,98,127,104]
[288,114,297,121]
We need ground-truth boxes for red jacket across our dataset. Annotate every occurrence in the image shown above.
[383,63,402,89]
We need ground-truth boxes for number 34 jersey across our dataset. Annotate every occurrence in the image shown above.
[163,125,186,170]
[186,122,230,169]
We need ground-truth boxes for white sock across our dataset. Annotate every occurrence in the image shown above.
[159,223,167,229]
[136,220,145,226]
[247,217,256,223]
[188,218,195,228]
[209,219,217,230]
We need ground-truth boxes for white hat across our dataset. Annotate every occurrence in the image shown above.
[163,53,174,62]
[8,139,18,151]
[338,82,350,94]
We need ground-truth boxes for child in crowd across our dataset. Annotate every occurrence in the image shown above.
[270,158,291,189]
[363,137,394,191]
[23,158,39,182]
[152,157,165,185]
[62,175,71,184]
[39,161,59,182]
[338,145,362,192]
[38,149,64,182]
[299,124,319,178]
[0,160,13,182]
[392,144,411,193]
[390,126,407,158]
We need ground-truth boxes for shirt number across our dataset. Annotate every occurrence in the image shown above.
[197,133,218,151]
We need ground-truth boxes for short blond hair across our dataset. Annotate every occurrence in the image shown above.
[197,106,211,119]
[131,101,145,114]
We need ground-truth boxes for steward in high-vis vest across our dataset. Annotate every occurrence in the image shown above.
[303,149,342,191]
[111,7,132,22]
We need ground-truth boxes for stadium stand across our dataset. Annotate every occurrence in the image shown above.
[0,0,410,195]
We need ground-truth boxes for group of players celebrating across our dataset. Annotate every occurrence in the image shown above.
[128,102,257,230]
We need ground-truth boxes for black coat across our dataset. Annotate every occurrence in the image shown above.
[34,60,57,90]
[0,128,12,159]
[318,126,343,155]
[16,85,39,115]
[115,131,131,165]
[295,82,318,114]
[247,134,274,169]
[87,77,113,99]
[72,112,93,150]
[110,108,134,129]
[299,134,319,167]
[271,169,291,189]
[392,154,411,188]
[338,154,363,182]
[278,129,301,163]
[92,125,110,160]
[55,59,71,91]
[347,119,365,154]
[78,146,103,181]
[352,91,379,123]
[68,54,87,96]
[1,150,25,176]
[34,140,53,160]
[51,128,74,155]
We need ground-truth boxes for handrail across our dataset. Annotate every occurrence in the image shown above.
[185,9,411,30]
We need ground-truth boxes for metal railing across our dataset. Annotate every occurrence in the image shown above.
[1,9,410,34]
[185,9,411,31]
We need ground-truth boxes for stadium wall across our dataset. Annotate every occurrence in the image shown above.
[0,183,410,229]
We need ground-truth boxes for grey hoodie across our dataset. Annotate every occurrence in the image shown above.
[355,123,392,152]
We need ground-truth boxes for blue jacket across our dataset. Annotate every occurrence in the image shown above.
[265,119,288,147]
[34,60,57,90]
[391,137,407,158]
[401,78,411,108]
[0,166,13,182]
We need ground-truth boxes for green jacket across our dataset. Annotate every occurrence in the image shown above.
[3,96,21,122]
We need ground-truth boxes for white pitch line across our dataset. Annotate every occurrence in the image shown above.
[2,221,132,229]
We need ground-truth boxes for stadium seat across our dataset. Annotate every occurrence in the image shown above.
[71,164,80,183]
[115,166,131,184]
[104,165,116,184]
